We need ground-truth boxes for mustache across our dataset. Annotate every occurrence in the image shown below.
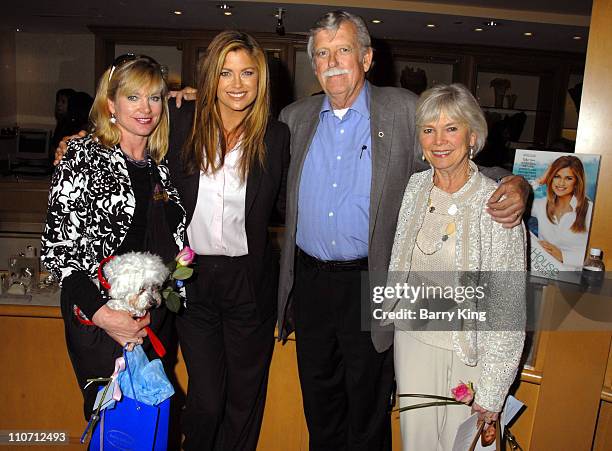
[322,68,351,78]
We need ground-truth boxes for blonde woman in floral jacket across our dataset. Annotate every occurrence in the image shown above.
[387,83,526,450]
[41,54,185,418]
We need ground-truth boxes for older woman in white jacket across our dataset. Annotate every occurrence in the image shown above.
[387,83,526,450]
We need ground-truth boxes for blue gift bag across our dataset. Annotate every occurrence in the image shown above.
[89,346,172,451]
[90,396,169,451]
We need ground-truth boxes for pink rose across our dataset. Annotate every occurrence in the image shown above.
[451,381,475,404]
[176,246,195,266]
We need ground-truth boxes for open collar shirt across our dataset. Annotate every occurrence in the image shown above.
[187,143,248,256]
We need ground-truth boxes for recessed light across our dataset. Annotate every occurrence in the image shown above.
[474,28,483,32]
[523,32,533,37]
[426,24,436,28]
[573,35,582,40]
[217,3,233,15]
[371,19,382,24]
[484,20,499,27]
[173,11,182,15]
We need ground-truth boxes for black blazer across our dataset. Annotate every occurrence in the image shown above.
[167,100,290,320]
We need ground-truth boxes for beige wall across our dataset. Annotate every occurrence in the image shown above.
[14,32,95,128]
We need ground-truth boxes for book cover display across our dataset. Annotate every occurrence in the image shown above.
[513,149,601,279]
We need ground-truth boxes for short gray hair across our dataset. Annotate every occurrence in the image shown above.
[307,10,372,67]
[416,83,488,154]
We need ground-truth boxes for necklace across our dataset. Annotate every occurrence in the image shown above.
[123,150,150,168]
[415,196,458,255]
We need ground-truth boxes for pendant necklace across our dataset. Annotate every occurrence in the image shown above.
[415,197,458,255]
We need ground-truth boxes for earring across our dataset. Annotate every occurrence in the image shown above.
[110,113,116,124]
[469,146,474,159]
[421,154,426,161]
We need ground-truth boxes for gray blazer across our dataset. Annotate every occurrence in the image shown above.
[277,83,422,351]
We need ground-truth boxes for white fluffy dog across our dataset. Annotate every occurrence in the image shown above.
[102,252,170,317]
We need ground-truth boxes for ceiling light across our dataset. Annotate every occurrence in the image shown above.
[523,32,533,36]
[474,28,483,32]
[573,35,582,40]
[217,3,233,15]
[484,20,499,27]
[426,24,436,28]
[371,19,382,24]
[173,11,182,15]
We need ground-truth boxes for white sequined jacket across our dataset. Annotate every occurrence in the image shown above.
[387,163,526,412]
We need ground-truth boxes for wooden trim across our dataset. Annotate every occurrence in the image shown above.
[0,305,61,319]
[603,387,612,403]
[520,368,543,384]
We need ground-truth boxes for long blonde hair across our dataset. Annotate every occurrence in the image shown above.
[183,31,269,180]
[90,56,169,163]
[542,155,589,232]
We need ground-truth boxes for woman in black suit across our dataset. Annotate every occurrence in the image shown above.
[166,31,289,451]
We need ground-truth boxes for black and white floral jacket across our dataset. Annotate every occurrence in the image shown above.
[41,135,186,284]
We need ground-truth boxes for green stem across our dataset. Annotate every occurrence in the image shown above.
[398,393,457,402]
[395,400,464,413]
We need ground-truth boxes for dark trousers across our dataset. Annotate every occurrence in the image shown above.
[294,252,395,451]
[60,290,174,420]
[177,254,276,451]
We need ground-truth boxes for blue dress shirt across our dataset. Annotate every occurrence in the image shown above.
[297,83,372,261]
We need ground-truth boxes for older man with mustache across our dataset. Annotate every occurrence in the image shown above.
[277,10,528,451]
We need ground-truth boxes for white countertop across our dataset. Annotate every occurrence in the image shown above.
[0,285,60,306]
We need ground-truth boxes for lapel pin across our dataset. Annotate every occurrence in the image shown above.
[378,131,384,138]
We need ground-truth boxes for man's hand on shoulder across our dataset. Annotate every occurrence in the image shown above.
[486,175,531,229]
[168,86,197,108]
[53,130,87,166]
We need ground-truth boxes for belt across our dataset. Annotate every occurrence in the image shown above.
[298,249,368,272]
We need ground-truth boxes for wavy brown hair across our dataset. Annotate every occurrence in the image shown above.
[183,31,269,181]
[90,57,169,163]
[542,155,589,232]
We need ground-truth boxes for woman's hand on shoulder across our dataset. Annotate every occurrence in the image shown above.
[168,86,197,108]
[53,130,87,166]
[91,305,150,351]
[486,175,530,228]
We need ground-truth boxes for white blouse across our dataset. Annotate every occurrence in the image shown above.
[187,145,248,256]
[531,196,593,269]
